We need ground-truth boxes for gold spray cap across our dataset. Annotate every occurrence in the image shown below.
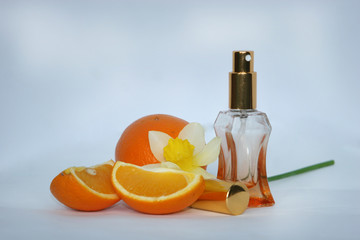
[229,51,257,109]
[191,179,249,215]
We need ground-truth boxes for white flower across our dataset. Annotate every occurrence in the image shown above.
[147,122,221,179]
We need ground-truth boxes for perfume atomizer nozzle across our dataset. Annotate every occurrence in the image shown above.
[232,51,254,73]
[229,50,257,109]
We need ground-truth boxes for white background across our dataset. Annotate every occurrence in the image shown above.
[1,0,360,239]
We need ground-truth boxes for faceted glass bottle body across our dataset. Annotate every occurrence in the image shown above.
[214,109,275,207]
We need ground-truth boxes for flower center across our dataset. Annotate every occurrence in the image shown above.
[163,138,194,171]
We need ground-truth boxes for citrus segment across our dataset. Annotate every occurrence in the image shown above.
[111,161,205,214]
[115,165,189,197]
[115,114,188,166]
[50,160,120,211]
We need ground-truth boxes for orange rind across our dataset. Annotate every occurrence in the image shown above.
[111,161,205,214]
[50,160,120,211]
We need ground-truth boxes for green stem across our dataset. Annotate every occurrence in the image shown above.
[268,160,335,182]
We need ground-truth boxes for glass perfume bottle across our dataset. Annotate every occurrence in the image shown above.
[214,51,275,207]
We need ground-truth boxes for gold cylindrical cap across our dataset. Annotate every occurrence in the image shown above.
[191,179,249,215]
[229,51,257,109]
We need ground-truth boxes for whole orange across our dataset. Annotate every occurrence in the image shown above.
[115,114,188,166]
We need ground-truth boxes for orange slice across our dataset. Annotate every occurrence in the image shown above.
[111,161,205,214]
[50,160,121,211]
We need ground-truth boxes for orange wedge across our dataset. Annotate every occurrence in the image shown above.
[50,160,121,211]
[111,161,205,214]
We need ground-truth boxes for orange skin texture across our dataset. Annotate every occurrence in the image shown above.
[115,114,188,166]
[50,171,120,211]
[113,176,205,215]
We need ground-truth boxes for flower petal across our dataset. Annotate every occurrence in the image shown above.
[160,162,182,170]
[178,122,206,155]
[190,167,216,179]
[142,162,182,171]
[193,137,221,166]
[142,163,162,169]
[148,131,171,162]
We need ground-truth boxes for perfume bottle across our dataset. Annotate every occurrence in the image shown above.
[214,51,275,207]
